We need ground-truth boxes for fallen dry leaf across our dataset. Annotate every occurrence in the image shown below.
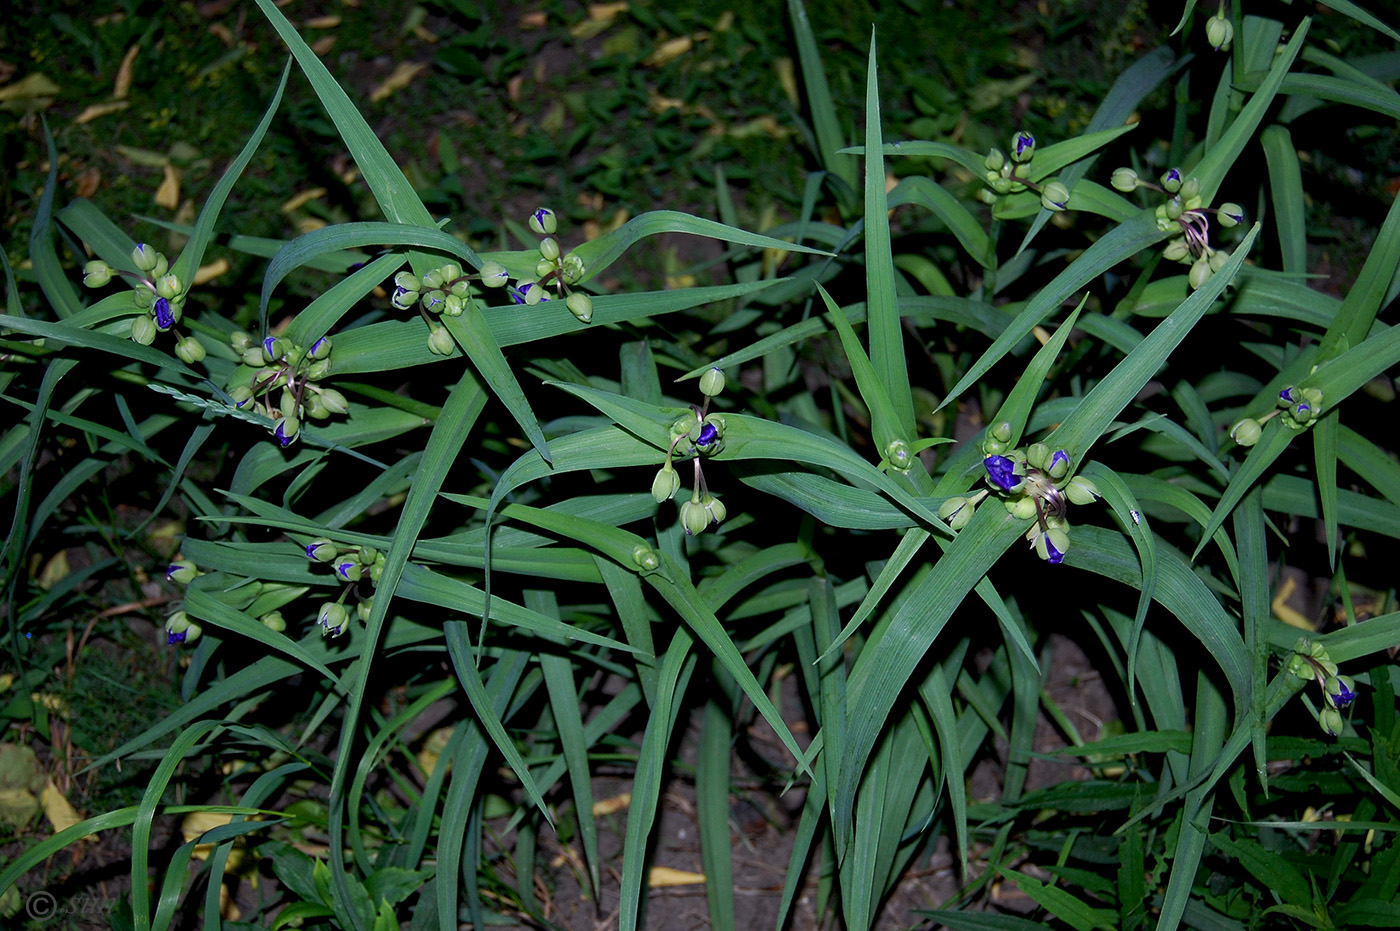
[0,72,60,112]
[74,168,102,198]
[592,793,631,816]
[42,781,95,842]
[193,258,230,286]
[303,14,340,28]
[649,866,705,887]
[155,164,182,209]
[114,44,139,99]
[643,36,693,67]
[75,100,129,124]
[519,10,547,29]
[369,62,427,103]
[280,187,327,213]
[311,36,336,56]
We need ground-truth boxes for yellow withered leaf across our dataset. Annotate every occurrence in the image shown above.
[42,781,95,842]
[649,866,705,886]
[280,187,328,213]
[194,259,230,286]
[369,62,427,103]
[114,44,139,99]
[304,15,341,28]
[75,100,129,124]
[592,793,631,816]
[643,36,693,67]
[155,164,182,210]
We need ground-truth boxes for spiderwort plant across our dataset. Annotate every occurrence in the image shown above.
[82,244,207,362]
[225,330,349,446]
[1110,166,1246,290]
[650,368,730,535]
[1286,639,1359,736]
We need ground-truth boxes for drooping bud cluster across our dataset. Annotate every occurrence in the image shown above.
[1228,382,1325,448]
[649,367,730,538]
[392,208,595,356]
[81,244,206,361]
[976,131,1071,213]
[304,538,386,637]
[940,422,1101,564]
[1286,638,1358,736]
[225,331,348,447]
[1109,167,1244,291]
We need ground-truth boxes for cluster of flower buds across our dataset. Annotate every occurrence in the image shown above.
[1286,638,1358,736]
[650,367,728,537]
[306,539,384,637]
[163,559,203,645]
[977,131,1071,213]
[225,331,347,447]
[938,422,1100,564]
[1207,2,1233,51]
[1228,383,1325,447]
[82,244,206,362]
[391,207,594,356]
[1111,167,1244,290]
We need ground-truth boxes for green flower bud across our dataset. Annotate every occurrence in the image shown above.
[306,538,338,562]
[671,412,699,440]
[1035,526,1070,564]
[938,496,975,531]
[1110,167,1139,193]
[442,294,464,316]
[1208,249,1230,273]
[242,346,267,367]
[230,330,255,353]
[529,207,558,235]
[1230,417,1263,447]
[1318,706,1344,737]
[1006,496,1039,520]
[703,493,726,525]
[229,384,255,408]
[530,260,551,280]
[318,602,350,636]
[1025,443,1051,471]
[989,421,1013,443]
[1188,256,1212,290]
[439,263,463,284]
[1011,131,1035,163]
[394,270,421,292]
[1040,180,1070,212]
[166,560,199,584]
[1164,196,1184,221]
[306,358,331,380]
[333,557,362,583]
[1064,474,1101,505]
[988,175,1013,195]
[132,242,159,272]
[131,315,158,345]
[427,325,456,356]
[316,387,350,415]
[164,611,202,645]
[560,252,586,284]
[174,335,206,365]
[304,394,330,420]
[308,335,332,360]
[421,289,448,315]
[152,254,169,278]
[699,367,726,397]
[155,274,182,300]
[977,188,998,205]
[566,292,594,323]
[632,544,659,573]
[1217,203,1244,228]
[539,237,560,262]
[1160,168,1183,193]
[680,497,711,536]
[132,287,154,309]
[984,147,1005,171]
[357,596,375,623]
[275,416,300,447]
[262,335,285,363]
[478,261,510,287]
[1207,14,1234,51]
[517,279,545,306]
[279,388,299,422]
[260,611,287,633]
[421,269,445,290]
[651,463,681,502]
[83,260,114,288]
[1162,238,1191,263]
[1179,177,1200,202]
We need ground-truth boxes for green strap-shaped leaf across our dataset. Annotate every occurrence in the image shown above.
[860,35,916,436]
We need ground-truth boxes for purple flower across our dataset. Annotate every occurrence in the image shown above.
[534,208,550,227]
[1044,536,1065,564]
[275,420,294,448]
[1049,450,1069,472]
[153,297,175,330]
[1013,131,1035,160]
[697,422,719,446]
[984,455,1021,492]
[1330,679,1357,709]
[511,283,530,305]
[310,337,329,357]
[167,629,187,645]
[1280,386,1298,404]
[1164,168,1181,186]
[306,543,321,559]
